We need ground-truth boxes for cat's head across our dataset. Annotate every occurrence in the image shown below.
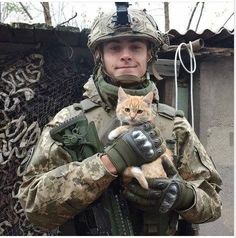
[116,87,154,125]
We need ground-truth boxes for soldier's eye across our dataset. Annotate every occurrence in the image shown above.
[125,108,130,112]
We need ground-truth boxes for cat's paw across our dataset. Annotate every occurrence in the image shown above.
[108,130,118,141]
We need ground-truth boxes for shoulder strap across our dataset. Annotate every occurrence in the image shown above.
[158,103,184,120]
[73,98,100,113]
[158,103,176,120]
[156,103,184,167]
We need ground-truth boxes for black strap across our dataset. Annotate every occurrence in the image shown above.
[73,184,134,236]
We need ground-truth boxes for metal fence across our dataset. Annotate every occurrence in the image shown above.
[0,47,91,235]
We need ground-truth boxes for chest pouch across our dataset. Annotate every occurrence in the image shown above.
[50,113,104,162]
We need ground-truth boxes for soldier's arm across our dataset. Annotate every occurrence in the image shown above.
[173,116,222,223]
[17,107,117,230]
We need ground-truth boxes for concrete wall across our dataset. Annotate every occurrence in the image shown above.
[197,56,234,236]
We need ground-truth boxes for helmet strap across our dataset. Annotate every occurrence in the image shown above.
[146,71,150,80]
[151,60,163,81]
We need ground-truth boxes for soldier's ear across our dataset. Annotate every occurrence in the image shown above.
[94,49,102,64]
[118,87,129,102]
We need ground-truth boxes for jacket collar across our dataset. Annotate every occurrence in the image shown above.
[83,68,160,112]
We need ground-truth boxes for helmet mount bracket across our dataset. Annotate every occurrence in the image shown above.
[112,2,131,27]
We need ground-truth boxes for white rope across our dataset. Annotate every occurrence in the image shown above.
[174,41,197,128]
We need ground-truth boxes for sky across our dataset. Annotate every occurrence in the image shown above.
[1,0,235,33]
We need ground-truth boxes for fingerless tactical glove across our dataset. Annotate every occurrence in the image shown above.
[105,122,166,173]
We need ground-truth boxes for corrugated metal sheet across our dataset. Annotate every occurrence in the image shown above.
[0,23,88,47]
[168,27,234,48]
[0,23,234,49]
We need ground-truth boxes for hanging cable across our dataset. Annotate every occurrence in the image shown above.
[174,41,197,128]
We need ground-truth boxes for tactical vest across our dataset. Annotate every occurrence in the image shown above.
[75,98,183,147]
[59,98,190,236]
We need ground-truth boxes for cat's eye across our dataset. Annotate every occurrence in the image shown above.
[137,110,143,114]
[124,108,130,112]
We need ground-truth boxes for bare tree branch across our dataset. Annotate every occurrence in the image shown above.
[41,2,52,26]
[19,2,33,20]
[187,2,199,30]
[164,2,170,31]
[195,2,205,31]
[57,12,77,26]
[222,12,234,28]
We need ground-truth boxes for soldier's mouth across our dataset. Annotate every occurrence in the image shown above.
[115,66,137,69]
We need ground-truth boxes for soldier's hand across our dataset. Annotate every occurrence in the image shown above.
[123,157,195,212]
[105,122,165,174]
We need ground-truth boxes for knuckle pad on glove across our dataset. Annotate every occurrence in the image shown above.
[159,183,179,213]
[168,183,178,194]
[159,200,173,213]
[165,191,178,204]
[141,141,152,151]
[132,130,145,141]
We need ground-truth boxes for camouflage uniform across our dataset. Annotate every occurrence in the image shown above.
[17,72,222,233]
[17,6,222,235]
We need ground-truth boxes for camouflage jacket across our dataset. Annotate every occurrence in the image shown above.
[17,77,222,232]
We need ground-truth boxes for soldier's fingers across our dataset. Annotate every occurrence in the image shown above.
[130,203,157,212]
[127,183,162,199]
[141,122,155,132]
[147,178,169,190]
[123,189,156,206]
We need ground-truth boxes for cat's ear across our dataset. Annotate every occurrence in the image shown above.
[143,91,154,106]
[118,87,129,102]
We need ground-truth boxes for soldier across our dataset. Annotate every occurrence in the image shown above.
[17,3,222,236]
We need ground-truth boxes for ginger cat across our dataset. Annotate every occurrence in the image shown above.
[108,87,173,189]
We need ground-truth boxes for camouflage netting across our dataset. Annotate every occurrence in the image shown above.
[0,46,92,235]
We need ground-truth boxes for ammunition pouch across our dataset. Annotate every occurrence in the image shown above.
[143,211,179,235]
[143,213,199,236]
[50,112,104,161]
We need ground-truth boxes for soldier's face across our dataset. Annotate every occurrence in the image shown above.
[102,38,151,80]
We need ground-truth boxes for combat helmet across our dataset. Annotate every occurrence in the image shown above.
[87,2,168,60]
